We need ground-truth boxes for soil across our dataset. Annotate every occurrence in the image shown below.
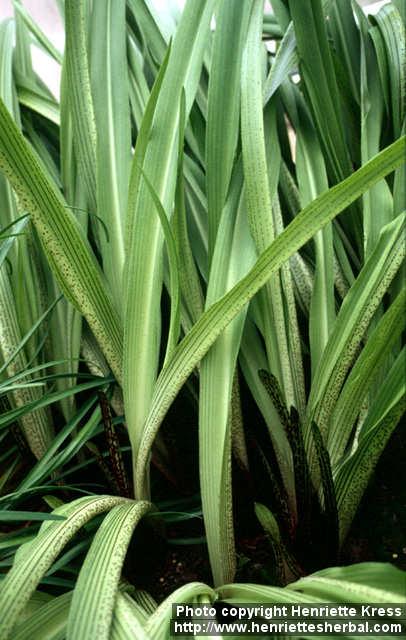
[128,416,406,602]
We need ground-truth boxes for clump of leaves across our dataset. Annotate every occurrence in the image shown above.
[0,0,405,638]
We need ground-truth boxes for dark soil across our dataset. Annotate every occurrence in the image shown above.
[129,415,406,602]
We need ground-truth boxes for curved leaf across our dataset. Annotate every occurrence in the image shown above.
[134,137,405,497]
[67,501,152,640]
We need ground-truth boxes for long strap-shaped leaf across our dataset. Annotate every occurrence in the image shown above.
[205,0,250,261]
[357,4,393,259]
[288,563,406,603]
[289,0,352,184]
[335,348,405,543]
[13,0,63,65]
[123,0,215,483]
[255,502,301,583]
[374,4,405,139]
[295,100,335,377]
[145,583,215,640]
[12,590,152,640]
[0,269,53,458]
[310,421,339,562]
[241,0,298,411]
[218,562,406,603]
[172,107,204,333]
[0,98,123,382]
[13,591,72,640]
[0,215,29,268]
[64,0,97,213]
[134,137,405,497]
[263,21,297,106]
[337,395,405,545]
[111,592,152,640]
[16,87,60,126]
[374,3,406,218]
[89,0,131,303]
[67,501,152,640]
[199,164,256,587]
[240,321,296,512]
[306,212,405,448]
[0,495,127,640]
[329,287,406,466]
[0,18,54,458]
[139,170,181,367]
[289,0,362,250]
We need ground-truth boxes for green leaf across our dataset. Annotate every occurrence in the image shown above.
[16,87,60,126]
[205,0,250,261]
[289,562,406,603]
[357,1,393,258]
[134,137,406,498]
[0,296,60,378]
[15,395,98,495]
[64,0,98,213]
[373,4,405,139]
[289,0,362,250]
[145,583,215,640]
[329,287,406,465]
[89,0,131,304]
[240,321,296,511]
[123,0,216,488]
[0,378,109,432]
[0,271,55,458]
[310,421,339,561]
[139,169,181,367]
[335,349,405,542]
[0,216,29,271]
[295,99,334,376]
[328,0,361,106]
[263,22,297,105]
[13,0,63,65]
[172,102,204,333]
[289,0,352,183]
[13,591,72,640]
[111,592,151,640]
[67,501,152,640]
[199,162,256,586]
[0,496,127,639]
[0,511,66,522]
[306,212,405,451]
[218,563,406,606]
[255,502,300,583]
[241,0,300,412]
[0,98,123,382]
